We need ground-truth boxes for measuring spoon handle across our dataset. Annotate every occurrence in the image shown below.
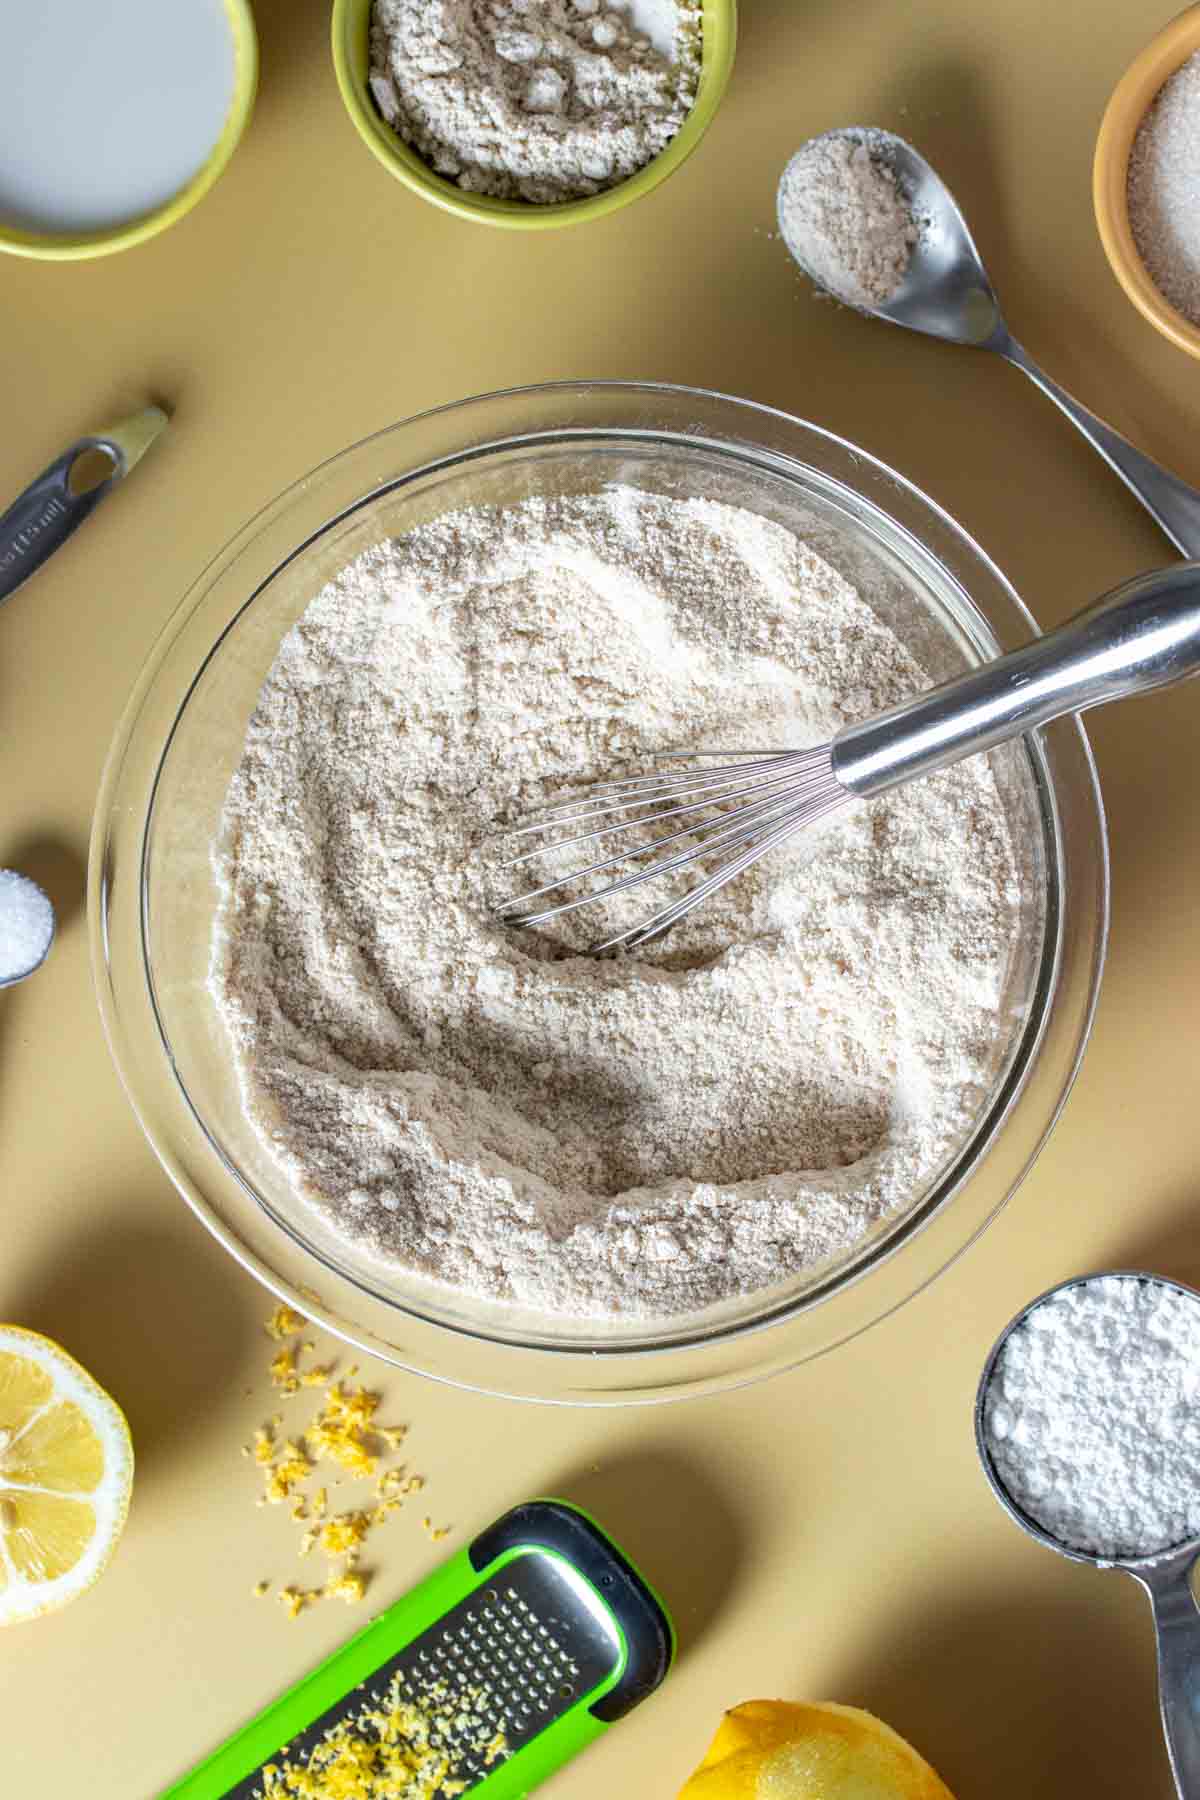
[0,405,167,608]
[1003,339,1200,560]
[1134,1549,1200,1799]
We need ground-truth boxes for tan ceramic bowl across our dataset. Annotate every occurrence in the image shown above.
[1094,2,1200,358]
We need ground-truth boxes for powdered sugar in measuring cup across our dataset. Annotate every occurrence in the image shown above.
[977,1271,1200,1799]
[0,870,55,986]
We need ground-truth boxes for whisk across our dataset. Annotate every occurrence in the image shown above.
[496,564,1200,952]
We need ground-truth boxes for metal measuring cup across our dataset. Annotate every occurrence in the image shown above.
[976,1270,1200,1800]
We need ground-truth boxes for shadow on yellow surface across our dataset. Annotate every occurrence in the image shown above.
[557,1445,749,1658]
[10,1208,251,1480]
[823,1573,1170,1799]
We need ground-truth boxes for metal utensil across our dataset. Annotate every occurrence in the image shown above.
[0,404,167,607]
[976,1271,1200,1800]
[777,128,1200,560]
[166,1500,673,1799]
[0,869,55,988]
[497,561,1200,950]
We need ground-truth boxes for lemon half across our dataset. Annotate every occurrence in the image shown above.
[0,1326,133,1624]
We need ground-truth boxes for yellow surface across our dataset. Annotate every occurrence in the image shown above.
[0,0,1194,1793]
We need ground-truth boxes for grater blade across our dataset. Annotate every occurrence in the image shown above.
[167,1501,674,1800]
[222,1550,622,1798]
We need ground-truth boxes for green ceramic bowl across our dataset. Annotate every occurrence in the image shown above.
[0,0,257,262]
[331,0,737,229]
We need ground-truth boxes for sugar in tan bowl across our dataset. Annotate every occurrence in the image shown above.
[331,0,737,229]
[1094,2,1200,359]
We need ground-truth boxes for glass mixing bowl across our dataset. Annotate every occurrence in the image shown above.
[89,383,1108,1403]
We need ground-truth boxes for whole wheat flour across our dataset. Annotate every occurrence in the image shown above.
[779,132,920,309]
[367,0,701,202]
[211,488,1027,1320]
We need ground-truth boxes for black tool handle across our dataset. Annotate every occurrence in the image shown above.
[0,437,125,607]
[0,405,168,608]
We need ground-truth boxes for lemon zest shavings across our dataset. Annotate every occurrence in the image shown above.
[278,1585,322,1621]
[301,1365,336,1387]
[257,1671,506,1795]
[318,1512,371,1558]
[307,1384,382,1477]
[270,1346,301,1396]
[251,1314,445,1621]
[325,1567,368,1606]
[266,1305,306,1341]
[265,1440,312,1505]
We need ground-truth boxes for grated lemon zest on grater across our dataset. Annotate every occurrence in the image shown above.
[255,1672,506,1799]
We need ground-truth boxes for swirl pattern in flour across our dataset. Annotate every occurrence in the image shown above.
[211,488,1029,1319]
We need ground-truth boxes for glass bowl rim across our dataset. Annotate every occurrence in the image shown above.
[88,379,1110,1403]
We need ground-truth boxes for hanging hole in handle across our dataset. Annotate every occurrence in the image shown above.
[67,445,120,497]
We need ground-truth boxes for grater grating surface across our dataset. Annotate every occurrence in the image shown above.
[220,1550,622,1798]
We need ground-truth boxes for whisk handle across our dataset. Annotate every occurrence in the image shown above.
[832,563,1200,798]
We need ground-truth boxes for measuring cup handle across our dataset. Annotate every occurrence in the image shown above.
[1135,1549,1200,1799]
[1003,340,1200,560]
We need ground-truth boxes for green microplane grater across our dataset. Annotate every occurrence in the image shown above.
[163,1499,675,1799]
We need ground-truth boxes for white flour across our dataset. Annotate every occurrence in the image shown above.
[779,132,919,309]
[984,1276,1200,1562]
[368,0,701,202]
[211,488,1027,1320]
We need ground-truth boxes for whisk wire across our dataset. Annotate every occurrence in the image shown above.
[495,744,845,945]
[552,747,806,801]
[591,786,849,952]
[500,757,825,869]
[518,751,813,834]
[498,781,811,919]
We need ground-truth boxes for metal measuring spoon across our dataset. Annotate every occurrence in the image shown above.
[777,129,1200,559]
[0,870,55,988]
[976,1271,1200,1799]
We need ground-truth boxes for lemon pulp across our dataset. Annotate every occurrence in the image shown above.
[0,1329,132,1623]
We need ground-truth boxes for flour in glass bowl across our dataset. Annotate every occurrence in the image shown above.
[210,487,1029,1320]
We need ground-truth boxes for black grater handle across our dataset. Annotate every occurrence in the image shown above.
[469,1499,674,1723]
